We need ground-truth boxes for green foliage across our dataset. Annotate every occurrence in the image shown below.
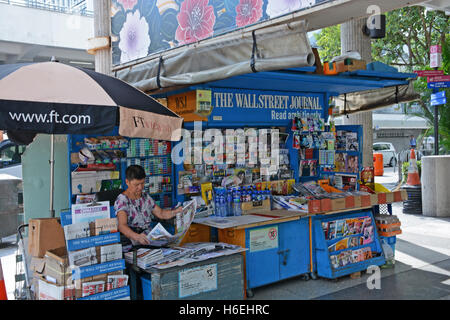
[314,6,449,154]
[314,24,341,62]
[402,160,422,183]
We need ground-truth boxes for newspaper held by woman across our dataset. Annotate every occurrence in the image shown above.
[146,199,197,246]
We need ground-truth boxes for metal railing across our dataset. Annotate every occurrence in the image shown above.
[0,0,93,17]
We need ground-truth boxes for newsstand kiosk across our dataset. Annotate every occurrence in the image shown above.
[153,67,400,297]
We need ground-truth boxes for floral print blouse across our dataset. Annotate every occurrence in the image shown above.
[114,192,156,234]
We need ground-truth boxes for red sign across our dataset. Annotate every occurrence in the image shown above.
[414,70,444,77]
[428,75,450,83]
[430,45,442,54]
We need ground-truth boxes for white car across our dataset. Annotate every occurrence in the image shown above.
[373,142,397,167]
[0,139,24,179]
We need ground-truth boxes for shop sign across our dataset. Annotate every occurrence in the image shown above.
[178,263,218,298]
[249,226,279,252]
[167,90,211,122]
[211,89,325,124]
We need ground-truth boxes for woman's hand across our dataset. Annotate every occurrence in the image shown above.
[133,232,150,245]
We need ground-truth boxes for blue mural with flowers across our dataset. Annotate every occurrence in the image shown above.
[111,0,329,66]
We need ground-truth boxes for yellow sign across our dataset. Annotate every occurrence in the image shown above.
[167,90,212,122]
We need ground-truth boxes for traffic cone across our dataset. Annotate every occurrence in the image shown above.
[0,259,7,300]
[406,148,421,186]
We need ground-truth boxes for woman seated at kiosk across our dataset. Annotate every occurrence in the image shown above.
[114,165,182,250]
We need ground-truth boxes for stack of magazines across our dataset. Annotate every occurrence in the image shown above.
[124,248,164,269]
[272,195,308,211]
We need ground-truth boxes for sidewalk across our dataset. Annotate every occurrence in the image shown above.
[247,202,450,300]
[1,167,449,300]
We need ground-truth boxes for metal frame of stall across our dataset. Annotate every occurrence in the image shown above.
[154,66,413,296]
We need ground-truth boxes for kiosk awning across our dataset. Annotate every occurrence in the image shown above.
[114,20,315,93]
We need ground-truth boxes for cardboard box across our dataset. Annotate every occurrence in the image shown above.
[385,192,394,204]
[345,196,355,209]
[241,199,271,215]
[393,190,403,202]
[28,218,66,258]
[308,199,322,214]
[401,189,408,201]
[336,59,366,73]
[361,195,371,207]
[44,247,72,286]
[370,194,379,206]
[331,197,346,211]
[30,257,46,276]
[320,198,332,212]
[377,193,387,204]
[354,195,362,208]
[38,278,75,300]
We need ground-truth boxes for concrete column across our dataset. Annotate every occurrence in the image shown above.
[93,0,112,76]
[421,155,450,217]
[340,18,374,167]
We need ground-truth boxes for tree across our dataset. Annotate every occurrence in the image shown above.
[314,6,449,153]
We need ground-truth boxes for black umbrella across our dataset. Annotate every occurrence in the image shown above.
[0,61,183,217]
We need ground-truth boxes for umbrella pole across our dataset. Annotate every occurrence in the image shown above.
[49,134,55,218]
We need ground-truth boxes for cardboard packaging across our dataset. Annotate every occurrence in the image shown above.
[393,190,403,202]
[331,198,346,211]
[320,198,332,212]
[385,192,394,204]
[308,199,322,214]
[28,218,66,258]
[38,278,75,300]
[377,193,387,204]
[370,194,379,206]
[401,189,408,201]
[336,59,367,73]
[44,247,72,286]
[354,196,362,208]
[241,199,271,215]
[345,196,355,209]
[361,195,371,207]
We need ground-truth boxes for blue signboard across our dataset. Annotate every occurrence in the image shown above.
[206,88,326,126]
[431,97,447,106]
[428,81,450,89]
[67,232,121,251]
[72,259,126,280]
[78,286,130,300]
[431,91,446,100]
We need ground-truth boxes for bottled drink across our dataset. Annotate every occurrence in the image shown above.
[233,196,242,216]
[226,191,233,216]
[219,194,226,217]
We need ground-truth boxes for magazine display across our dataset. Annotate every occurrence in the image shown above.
[323,215,377,269]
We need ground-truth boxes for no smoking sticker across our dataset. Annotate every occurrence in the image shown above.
[250,226,279,252]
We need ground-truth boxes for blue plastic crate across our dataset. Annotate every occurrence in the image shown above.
[141,276,152,300]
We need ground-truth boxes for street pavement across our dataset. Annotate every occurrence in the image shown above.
[1,166,449,300]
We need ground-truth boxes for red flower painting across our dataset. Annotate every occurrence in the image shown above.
[175,0,216,45]
[117,0,138,11]
[235,0,263,28]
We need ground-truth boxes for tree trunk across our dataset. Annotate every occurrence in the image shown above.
[93,0,112,76]
[341,18,374,167]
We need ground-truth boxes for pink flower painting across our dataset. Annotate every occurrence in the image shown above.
[235,0,263,28]
[117,0,138,11]
[175,0,216,45]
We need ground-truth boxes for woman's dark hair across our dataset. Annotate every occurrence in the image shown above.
[125,165,146,181]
